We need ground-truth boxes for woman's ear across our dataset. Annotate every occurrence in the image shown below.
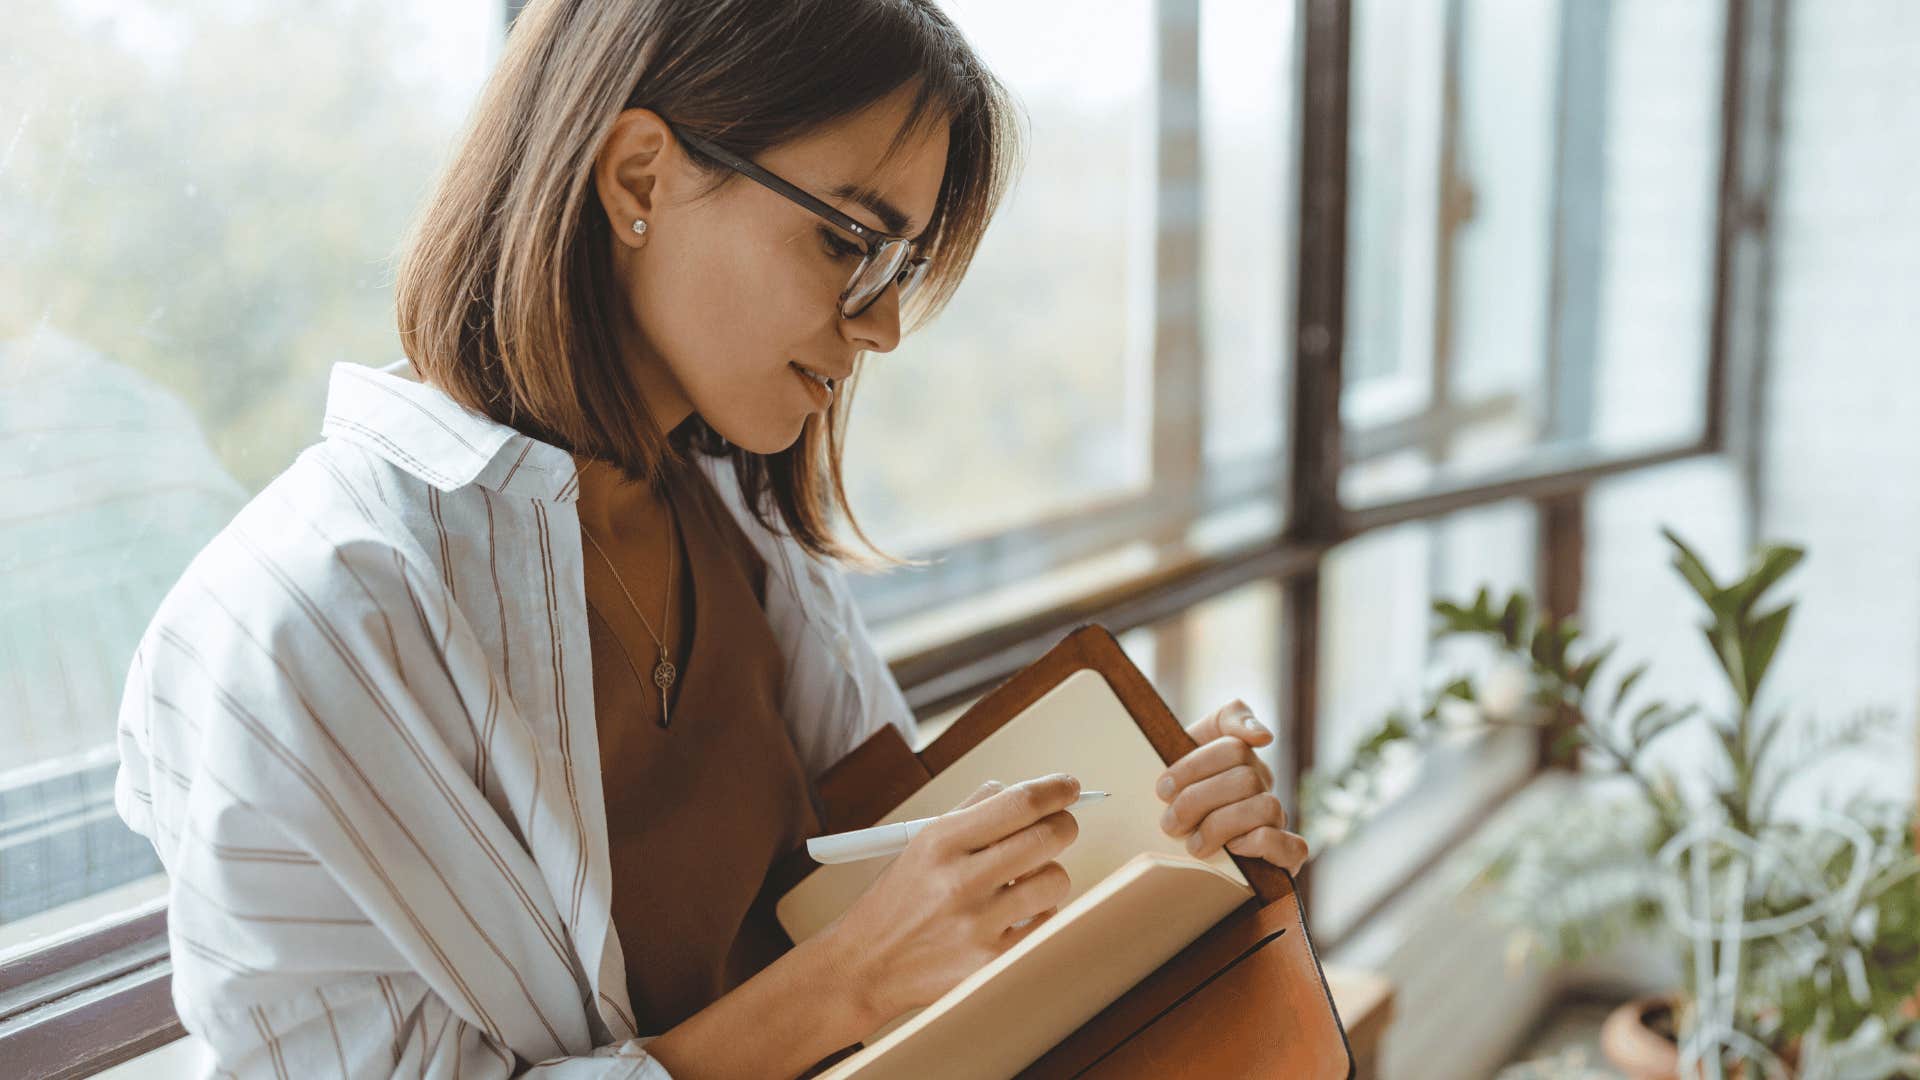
[595,108,673,249]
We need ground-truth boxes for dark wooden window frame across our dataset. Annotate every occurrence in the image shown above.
[1,0,1785,1072]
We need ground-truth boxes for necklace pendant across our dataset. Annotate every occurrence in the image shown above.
[653,648,676,728]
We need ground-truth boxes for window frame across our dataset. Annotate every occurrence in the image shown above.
[0,0,1787,1070]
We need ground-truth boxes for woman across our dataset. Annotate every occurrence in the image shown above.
[112,1,1308,1076]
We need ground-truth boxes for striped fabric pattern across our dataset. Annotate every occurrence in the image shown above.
[113,359,918,1078]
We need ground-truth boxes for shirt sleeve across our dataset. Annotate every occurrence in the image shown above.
[111,526,677,1080]
[176,964,676,1080]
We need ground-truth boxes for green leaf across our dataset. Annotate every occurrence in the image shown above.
[1569,641,1616,695]
[1664,527,1725,610]
[1355,713,1415,760]
[1432,599,1469,635]
[1702,624,1745,702]
[1610,662,1650,719]
[1499,593,1530,649]
[1635,708,1691,750]
[1548,726,1586,764]
[1441,678,1476,702]
[1629,702,1665,743]
[1728,543,1806,617]
[1531,624,1559,670]
[1744,603,1793,702]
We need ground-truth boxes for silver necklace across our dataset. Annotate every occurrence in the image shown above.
[579,482,679,729]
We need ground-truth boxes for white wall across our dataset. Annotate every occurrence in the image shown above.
[1756,0,1920,803]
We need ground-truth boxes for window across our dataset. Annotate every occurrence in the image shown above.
[1,0,502,1070]
[842,0,1157,552]
[1311,503,1539,941]
[1341,0,1725,507]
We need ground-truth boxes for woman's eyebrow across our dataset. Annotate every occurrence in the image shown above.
[827,182,921,238]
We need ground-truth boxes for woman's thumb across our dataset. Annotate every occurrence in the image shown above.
[951,779,1004,811]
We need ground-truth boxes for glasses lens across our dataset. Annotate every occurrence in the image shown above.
[843,239,911,316]
[897,258,928,301]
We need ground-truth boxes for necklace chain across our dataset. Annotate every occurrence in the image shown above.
[579,468,679,729]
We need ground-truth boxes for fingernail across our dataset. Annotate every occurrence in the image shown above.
[1156,775,1175,800]
[1186,832,1205,854]
[983,779,1003,790]
[1161,806,1177,832]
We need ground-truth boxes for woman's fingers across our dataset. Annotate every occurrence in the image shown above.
[950,779,1003,812]
[939,773,1079,854]
[1159,760,1277,839]
[1152,749,1274,834]
[988,859,1072,932]
[1181,792,1290,859]
[1182,698,1274,750]
[972,807,1080,893]
[1225,826,1311,875]
[1157,736,1274,803]
[1000,903,1062,949]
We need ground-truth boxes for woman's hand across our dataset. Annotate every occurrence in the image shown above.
[821,774,1083,1033]
[1156,699,1309,875]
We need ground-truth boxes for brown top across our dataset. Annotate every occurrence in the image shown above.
[575,451,822,1034]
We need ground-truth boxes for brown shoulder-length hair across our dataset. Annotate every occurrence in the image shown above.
[393,0,1023,571]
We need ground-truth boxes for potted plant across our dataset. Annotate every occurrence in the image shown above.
[1302,530,1920,1078]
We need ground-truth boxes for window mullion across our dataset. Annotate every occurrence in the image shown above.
[1147,0,1206,713]
[1282,0,1353,902]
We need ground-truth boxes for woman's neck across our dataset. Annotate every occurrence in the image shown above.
[572,453,676,544]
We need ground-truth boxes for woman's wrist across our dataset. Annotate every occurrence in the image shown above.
[814,919,886,1039]
[643,925,881,1079]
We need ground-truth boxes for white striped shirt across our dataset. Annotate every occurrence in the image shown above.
[113,358,917,1078]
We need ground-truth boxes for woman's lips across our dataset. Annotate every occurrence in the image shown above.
[790,361,833,409]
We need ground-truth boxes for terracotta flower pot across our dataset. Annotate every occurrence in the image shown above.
[1600,996,1800,1080]
[1601,995,1681,1080]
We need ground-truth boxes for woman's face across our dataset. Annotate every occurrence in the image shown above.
[593,83,950,455]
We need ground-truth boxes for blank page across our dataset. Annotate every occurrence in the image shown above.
[776,667,1248,944]
[819,852,1253,1079]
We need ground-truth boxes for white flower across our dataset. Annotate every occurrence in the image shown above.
[1313,813,1355,847]
[1373,741,1422,804]
[1319,783,1367,817]
[1481,660,1532,720]
[1436,697,1485,745]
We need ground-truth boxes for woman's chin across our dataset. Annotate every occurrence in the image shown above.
[703,414,809,456]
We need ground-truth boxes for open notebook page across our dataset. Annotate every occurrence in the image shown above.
[776,667,1253,1048]
[817,852,1253,1079]
[776,667,1248,942]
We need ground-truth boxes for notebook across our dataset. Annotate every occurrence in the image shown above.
[775,667,1259,1079]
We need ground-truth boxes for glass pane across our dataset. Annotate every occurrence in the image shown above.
[1586,455,1918,806]
[1340,0,1723,506]
[842,0,1154,552]
[1120,580,1285,793]
[1200,0,1296,469]
[865,481,1281,664]
[1311,501,1538,941]
[0,0,499,958]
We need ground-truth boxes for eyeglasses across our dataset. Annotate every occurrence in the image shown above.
[670,126,931,320]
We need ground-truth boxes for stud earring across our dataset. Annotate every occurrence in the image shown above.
[631,219,648,236]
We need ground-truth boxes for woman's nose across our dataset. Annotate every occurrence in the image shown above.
[844,287,903,353]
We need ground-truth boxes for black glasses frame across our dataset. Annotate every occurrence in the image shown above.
[669,125,931,320]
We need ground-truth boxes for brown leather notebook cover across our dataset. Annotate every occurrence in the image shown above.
[768,623,1353,1079]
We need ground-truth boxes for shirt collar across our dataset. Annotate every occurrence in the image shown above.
[320,359,583,503]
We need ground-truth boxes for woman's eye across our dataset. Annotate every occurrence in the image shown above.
[819,229,861,261]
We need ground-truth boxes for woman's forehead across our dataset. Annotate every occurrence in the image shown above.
[763,96,949,234]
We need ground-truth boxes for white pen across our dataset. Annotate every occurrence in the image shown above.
[807,790,1110,864]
